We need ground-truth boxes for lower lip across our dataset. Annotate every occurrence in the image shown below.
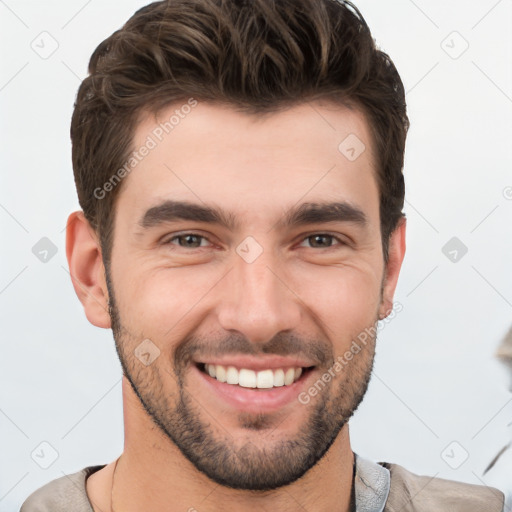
[192,365,314,414]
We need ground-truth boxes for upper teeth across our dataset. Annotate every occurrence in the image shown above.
[205,364,303,389]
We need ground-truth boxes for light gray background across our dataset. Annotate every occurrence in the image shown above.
[1,0,511,510]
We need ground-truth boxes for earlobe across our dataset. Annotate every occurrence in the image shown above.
[379,217,406,319]
[66,211,111,329]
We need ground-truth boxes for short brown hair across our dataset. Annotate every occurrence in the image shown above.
[71,0,408,267]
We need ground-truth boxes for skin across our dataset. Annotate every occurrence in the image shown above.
[66,100,406,511]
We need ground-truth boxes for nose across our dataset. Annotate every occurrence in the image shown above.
[216,247,302,345]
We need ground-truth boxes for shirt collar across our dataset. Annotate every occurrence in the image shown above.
[353,452,390,512]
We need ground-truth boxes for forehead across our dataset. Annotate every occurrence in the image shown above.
[118,100,379,228]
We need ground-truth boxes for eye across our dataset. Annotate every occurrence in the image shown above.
[163,233,211,249]
[299,233,345,249]
[161,232,345,251]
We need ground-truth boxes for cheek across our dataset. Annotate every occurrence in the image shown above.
[112,251,383,345]
[291,263,382,338]
[113,264,220,337]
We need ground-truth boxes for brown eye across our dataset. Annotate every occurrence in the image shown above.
[300,234,344,249]
[165,233,209,249]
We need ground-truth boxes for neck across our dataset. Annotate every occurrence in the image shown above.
[112,376,355,512]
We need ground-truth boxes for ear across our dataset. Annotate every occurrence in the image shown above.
[379,216,406,319]
[66,211,111,328]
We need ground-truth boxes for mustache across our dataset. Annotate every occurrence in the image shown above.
[174,331,332,371]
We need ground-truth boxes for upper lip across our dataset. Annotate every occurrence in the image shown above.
[195,356,315,371]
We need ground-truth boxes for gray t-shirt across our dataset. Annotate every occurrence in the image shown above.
[20,453,504,512]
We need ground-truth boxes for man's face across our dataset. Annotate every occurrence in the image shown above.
[105,101,397,490]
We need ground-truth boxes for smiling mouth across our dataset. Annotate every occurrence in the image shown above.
[196,363,314,389]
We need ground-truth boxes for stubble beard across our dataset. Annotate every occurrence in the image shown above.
[106,268,378,491]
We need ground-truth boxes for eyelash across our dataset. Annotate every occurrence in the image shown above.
[162,232,346,250]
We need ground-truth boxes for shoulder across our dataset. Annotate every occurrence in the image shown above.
[20,465,105,512]
[381,461,504,512]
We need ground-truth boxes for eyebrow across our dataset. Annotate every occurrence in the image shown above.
[138,199,367,231]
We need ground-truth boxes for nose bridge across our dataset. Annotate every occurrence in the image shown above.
[217,243,301,344]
